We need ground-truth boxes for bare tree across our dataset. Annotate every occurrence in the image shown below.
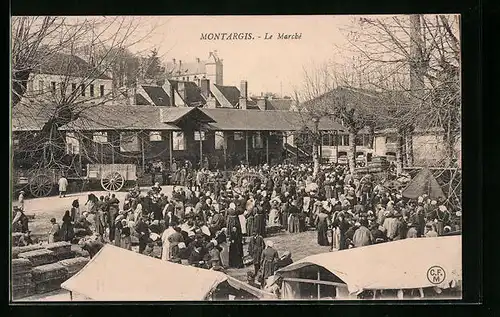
[340,14,461,168]
[11,16,159,174]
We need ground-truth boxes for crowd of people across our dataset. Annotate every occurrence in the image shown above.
[11,160,462,292]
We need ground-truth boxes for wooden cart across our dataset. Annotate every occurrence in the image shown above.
[14,167,64,198]
[86,164,137,192]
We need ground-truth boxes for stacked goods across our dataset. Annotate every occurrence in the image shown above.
[45,241,73,261]
[12,245,45,259]
[11,259,35,300]
[18,249,57,267]
[31,263,68,294]
[12,233,24,247]
[58,257,89,277]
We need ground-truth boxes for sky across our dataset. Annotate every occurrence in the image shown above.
[125,15,357,97]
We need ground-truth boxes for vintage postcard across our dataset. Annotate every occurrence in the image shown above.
[10,15,462,302]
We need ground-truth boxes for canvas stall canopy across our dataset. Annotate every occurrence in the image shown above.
[61,244,275,301]
[401,168,445,199]
[276,236,461,299]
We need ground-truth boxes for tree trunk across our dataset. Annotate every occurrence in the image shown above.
[406,131,414,166]
[348,130,356,176]
[401,130,408,167]
[366,125,375,150]
[395,130,404,175]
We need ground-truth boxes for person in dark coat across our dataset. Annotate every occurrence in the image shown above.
[228,226,244,268]
[134,217,150,254]
[226,203,242,234]
[315,208,330,246]
[248,231,265,276]
[259,240,279,287]
[80,238,104,259]
[60,210,75,242]
[253,202,267,238]
[370,222,387,244]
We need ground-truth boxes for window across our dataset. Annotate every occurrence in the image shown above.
[93,132,108,143]
[65,132,80,155]
[215,131,225,150]
[234,132,244,141]
[39,80,44,93]
[120,132,140,152]
[173,132,186,151]
[252,132,264,148]
[100,85,105,97]
[60,82,66,95]
[322,133,338,146]
[51,82,56,93]
[89,84,95,97]
[149,131,162,142]
[339,134,349,146]
[194,131,206,141]
[386,135,398,144]
[81,84,86,97]
[72,83,77,92]
[363,135,372,147]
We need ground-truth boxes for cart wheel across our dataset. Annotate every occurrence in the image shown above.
[29,174,53,197]
[101,172,125,192]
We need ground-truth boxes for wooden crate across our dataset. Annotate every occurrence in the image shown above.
[18,249,57,267]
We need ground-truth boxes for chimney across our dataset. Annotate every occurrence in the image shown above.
[239,80,248,110]
[200,78,210,98]
[256,97,266,111]
[206,95,217,109]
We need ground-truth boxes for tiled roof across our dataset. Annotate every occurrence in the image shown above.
[141,85,170,106]
[166,61,207,77]
[135,94,151,105]
[183,82,205,106]
[266,98,294,111]
[35,52,112,80]
[11,102,56,131]
[158,107,214,124]
[213,84,240,107]
[59,105,179,131]
[201,108,345,132]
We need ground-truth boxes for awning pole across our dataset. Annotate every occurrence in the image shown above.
[199,129,203,168]
[223,132,227,171]
[169,131,173,167]
[111,136,115,164]
[266,132,269,165]
[141,137,145,172]
[317,269,321,299]
[70,291,73,301]
[336,131,339,164]
[245,131,249,166]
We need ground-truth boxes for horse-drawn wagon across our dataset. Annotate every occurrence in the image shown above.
[85,164,137,192]
[14,167,64,198]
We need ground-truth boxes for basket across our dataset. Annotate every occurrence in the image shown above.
[11,282,36,300]
[12,245,45,259]
[58,257,89,276]
[31,262,68,282]
[45,241,72,255]
[11,258,33,275]
[18,249,57,267]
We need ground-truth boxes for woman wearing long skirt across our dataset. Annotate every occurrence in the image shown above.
[259,240,279,287]
[60,210,75,242]
[228,226,243,268]
[316,209,330,246]
[253,205,266,238]
[216,229,229,268]
[245,207,255,237]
